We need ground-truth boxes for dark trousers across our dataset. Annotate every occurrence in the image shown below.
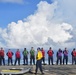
[35,59,43,73]
[1,56,5,65]
[63,56,68,65]
[8,58,13,65]
[23,56,28,65]
[0,56,2,65]
[48,56,53,65]
[72,56,76,65]
[57,56,62,65]
[14,58,20,65]
[42,57,45,64]
[30,56,35,65]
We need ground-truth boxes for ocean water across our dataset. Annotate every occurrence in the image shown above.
[2,49,72,65]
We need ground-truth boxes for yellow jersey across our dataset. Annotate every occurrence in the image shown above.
[36,50,43,60]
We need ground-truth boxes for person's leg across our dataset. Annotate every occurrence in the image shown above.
[60,57,62,65]
[26,56,28,65]
[1,56,3,64]
[72,56,74,65]
[14,58,17,65]
[23,56,25,65]
[35,60,39,74]
[41,57,43,64]
[39,60,44,74]
[8,58,10,65]
[43,57,45,64]
[33,56,35,65]
[11,58,13,65]
[18,58,20,65]
[0,57,1,65]
[51,56,53,65]
[75,57,76,65]
[56,57,59,65]
[73,57,75,64]
[48,56,50,65]
[30,56,32,65]
[3,57,5,65]
[66,56,68,65]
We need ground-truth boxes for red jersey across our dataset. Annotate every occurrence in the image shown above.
[41,50,45,57]
[48,50,53,56]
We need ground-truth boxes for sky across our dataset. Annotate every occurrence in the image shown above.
[0,0,76,50]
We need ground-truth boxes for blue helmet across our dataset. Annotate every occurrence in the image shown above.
[37,47,40,50]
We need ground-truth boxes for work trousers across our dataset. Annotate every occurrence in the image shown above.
[42,57,45,64]
[57,56,62,65]
[1,56,5,65]
[30,56,35,65]
[8,58,13,65]
[0,56,2,65]
[23,56,28,65]
[63,56,68,65]
[14,58,20,65]
[72,56,76,65]
[35,59,43,73]
[48,56,53,65]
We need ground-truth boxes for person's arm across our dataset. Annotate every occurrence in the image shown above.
[71,51,73,56]
[56,52,58,57]
[6,52,8,56]
[47,51,48,54]
[63,51,64,54]
[30,50,31,56]
[52,51,54,54]
[27,51,29,54]
[12,52,14,55]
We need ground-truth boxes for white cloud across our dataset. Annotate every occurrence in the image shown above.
[53,0,76,27]
[0,1,74,49]
[0,0,24,4]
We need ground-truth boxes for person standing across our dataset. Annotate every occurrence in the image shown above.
[47,47,54,65]
[41,48,45,65]
[6,49,13,65]
[63,48,68,65]
[35,47,44,74]
[71,48,76,65]
[56,48,62,65]
[23,48,28,65]
[0,47,5,65]
[30,47,35,65]
[14,49,21,65]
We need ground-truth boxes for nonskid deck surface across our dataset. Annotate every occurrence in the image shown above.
[0,65,76,75]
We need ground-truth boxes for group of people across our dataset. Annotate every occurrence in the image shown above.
[0,47,76,66]
[0,47,35,66]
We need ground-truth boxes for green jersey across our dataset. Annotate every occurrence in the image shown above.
[23,50,28,56]
[30,50,35,56]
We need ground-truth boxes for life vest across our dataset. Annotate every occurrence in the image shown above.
[16,51,20,58]
[1,50,4,57]
[64,50,68,56]
[73,51,76,56]
[30,50,34,56]
[23,50,28,56]
[58,51,62,57]
[36,51,43,60]
[8,51,12,58]
[48,50,53,56]
[41,50,45,57]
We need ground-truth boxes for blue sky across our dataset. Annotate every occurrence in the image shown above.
[0,0,52,28]
[0,0,76,50]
